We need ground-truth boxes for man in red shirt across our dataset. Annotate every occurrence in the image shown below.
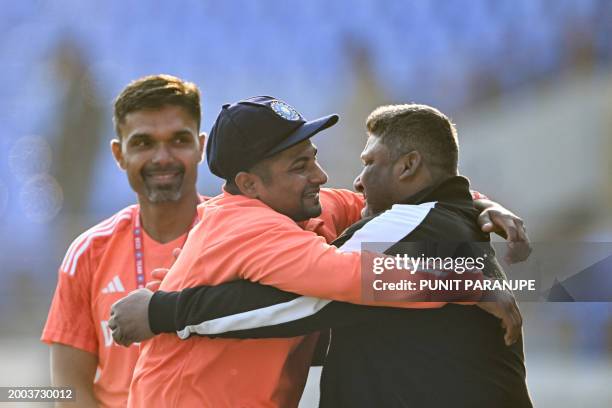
[41,75,206,407]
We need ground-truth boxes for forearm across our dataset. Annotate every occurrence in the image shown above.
[149,281,301,335]
[210,301,376,339]
[50,344,98,407]
[149,275,476,340]
[148,275,385,339]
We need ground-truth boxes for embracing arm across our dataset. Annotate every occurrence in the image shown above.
[148,281,374,339]
[111,198,526,346]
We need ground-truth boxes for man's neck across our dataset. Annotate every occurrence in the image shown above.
[137,191,199,244]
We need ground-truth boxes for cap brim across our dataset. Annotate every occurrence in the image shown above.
[265,114,339,157]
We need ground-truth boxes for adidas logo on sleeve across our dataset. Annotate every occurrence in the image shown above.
[101,275,126,294]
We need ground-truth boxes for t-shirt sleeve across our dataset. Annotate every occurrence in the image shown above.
[41,247,98,355]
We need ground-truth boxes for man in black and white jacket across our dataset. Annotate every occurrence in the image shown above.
[113,104,532,407]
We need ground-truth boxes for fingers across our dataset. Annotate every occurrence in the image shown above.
[515,218,528,242]
[111,323,134,347]
[110,299,132,347]
[504,218,532,264]
[108,314,117,331]
[109,314,131,346]
[477,211,495,233]
[148,268,169,291]
[172,247,182,260]
[111,324,126,346]
[491,210,518,242]
[502,295,522,346]
[115,333,133,347]
[502,312,515,346]
[151,268,169,280]
[146,280,162,291]
[477,290,523,346]
[484,210,532,264]
[480,222,494,233]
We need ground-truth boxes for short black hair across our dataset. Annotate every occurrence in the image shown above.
[366,104,459,175]
[113,74,201,138]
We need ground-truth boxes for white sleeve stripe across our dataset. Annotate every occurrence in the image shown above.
[60,215,117,271]
[338,202,436,253]
[66,214,132,276]
[61,213,127,273]
[61,208,131,270]
[176,202,437,337]
[177,297,333,338]
[61,212,133,275]
[60,206,134,271]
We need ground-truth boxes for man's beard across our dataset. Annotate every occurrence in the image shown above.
[294,187,322,221]
[141,164,185,203]
[144,181,183,203]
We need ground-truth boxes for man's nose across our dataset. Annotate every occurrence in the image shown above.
[353,174,364,193]
[310,162,328,186]
[151,144,174,165]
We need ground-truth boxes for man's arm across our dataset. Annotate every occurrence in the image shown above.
[158,284,520,346]
[42,246,99,407]
[112,199,526,345]
[50,344,98,407]
[150,283,373,338]
[113,278,521,346]
[111,281,370,345]
[111,204,520,345]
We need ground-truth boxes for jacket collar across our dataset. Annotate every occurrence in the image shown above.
[400,175,473,206]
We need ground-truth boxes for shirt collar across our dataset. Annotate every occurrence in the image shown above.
[399,175,473,206]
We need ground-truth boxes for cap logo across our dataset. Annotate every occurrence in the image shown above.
[270,100,301,121]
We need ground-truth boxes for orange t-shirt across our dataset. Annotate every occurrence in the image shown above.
[129,189,373,408]
[41,205,191,408]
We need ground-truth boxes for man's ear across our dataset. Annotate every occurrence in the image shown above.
[198,132,206,163]
[234,171,261,198]
[110,139,126,170]
[396,151,422,181]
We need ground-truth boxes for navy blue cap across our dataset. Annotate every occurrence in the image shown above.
[207,96,339,180]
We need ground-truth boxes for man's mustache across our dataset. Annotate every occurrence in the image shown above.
[141,164,185,177]
[303,187,320,196]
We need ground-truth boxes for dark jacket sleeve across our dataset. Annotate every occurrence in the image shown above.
[148,280,374,339]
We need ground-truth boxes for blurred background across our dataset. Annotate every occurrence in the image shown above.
[1,0,611,406]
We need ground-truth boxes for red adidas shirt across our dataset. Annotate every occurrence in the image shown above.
[42,205,193,408]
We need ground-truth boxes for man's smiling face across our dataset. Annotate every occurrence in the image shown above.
[112,104,204,204]
[253,140,328,222]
